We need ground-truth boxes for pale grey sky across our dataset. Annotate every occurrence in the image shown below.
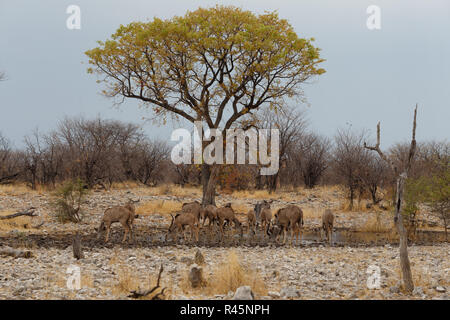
[0,0,449,147]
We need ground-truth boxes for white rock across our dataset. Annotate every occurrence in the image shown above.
[435,286,446,293]
[280,286,299,299]
[232,286,254,300]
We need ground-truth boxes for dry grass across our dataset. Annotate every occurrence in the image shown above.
[301,207,324,219]
[359,212,394,233]
[82,271,95,288]
[339,199,372,212]
[139,184,202,198]
[112,264,168,299]
[113,266,141,296]
[109,181,142,190]
[207,251,267,297]
[0,210,36,232]
[230,185,344,205]
[231,189,272,200]
[229,202,252,215]
[0,183,39,196]
[136,199,182,216]
[179,251,267,298]
[0,182,59,196]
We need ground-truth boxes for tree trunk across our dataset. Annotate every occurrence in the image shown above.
[394,173,414,293]
[268,173,278,194]
[443,214,448,241]
[349,186,354,210]
[255,174,263,190]
[364,105,417,295]
[72,233,84,260]
[201,163,216,206]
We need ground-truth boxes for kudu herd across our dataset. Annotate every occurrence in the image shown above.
[96,197,335,246]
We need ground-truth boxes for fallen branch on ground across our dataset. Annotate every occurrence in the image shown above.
[128,264,166,299]
[0,207,37,220]
[0,246,33,258]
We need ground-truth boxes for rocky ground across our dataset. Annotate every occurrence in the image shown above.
[0,244,448,300]
[0,186,448,300]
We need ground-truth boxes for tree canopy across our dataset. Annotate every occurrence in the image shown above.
[85,5,325,129]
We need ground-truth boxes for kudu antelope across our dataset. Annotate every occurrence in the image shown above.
[271,205,304,245]
[181,201,203,222]
[321,209,334,246]
[97,199,140,243]
[247,209,257,236]
[216,203,243,242]
[166,211,200,243]
[254,200,273,237]
[202,204,219,238]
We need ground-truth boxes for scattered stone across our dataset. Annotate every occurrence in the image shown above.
[232,286,254,300]
[412,287,424,296]
[389,286,400,294]
[280,286,299,299]
[180,256,194,265]
[188,264,204,288]
[268,291,280,298]
[435,286,446,293]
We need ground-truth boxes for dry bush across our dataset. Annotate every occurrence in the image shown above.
[177,251,267,298]
[206,251,267,297]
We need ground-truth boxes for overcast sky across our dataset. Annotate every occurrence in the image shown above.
[0,0,449,148]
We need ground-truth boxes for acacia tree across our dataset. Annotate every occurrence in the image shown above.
[85,5,325,205]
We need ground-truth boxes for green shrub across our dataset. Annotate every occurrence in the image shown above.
[52,179,88,223]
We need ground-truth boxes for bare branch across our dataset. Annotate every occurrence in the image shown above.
[406,104,418,172]
[0,207,37,220]
[128,264,166,299]
[364,122,397,174]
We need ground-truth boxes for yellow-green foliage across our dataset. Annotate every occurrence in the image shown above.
[85,5,325,123]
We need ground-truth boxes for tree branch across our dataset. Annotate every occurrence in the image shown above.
[128,264,166,299]
[0,207,37,220]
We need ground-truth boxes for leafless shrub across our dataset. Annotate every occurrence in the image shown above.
[0,133,21,184]
[291,132,330,188]
[332,128,371,210]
